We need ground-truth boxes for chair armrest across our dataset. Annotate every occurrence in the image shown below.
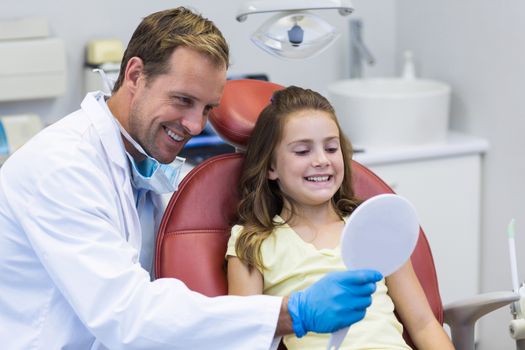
[443,291,519,350]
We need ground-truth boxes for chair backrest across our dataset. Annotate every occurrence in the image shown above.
[155,79,443,347]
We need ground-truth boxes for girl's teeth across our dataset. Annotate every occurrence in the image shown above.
[166,128,183,141]
[306,176,329,182]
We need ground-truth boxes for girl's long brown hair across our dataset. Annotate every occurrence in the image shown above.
[235,86,361,271]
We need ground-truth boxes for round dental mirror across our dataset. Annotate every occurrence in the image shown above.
[341,194,420,276]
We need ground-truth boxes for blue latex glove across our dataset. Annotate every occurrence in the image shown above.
[287,269,382,337]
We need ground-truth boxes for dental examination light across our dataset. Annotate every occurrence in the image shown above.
[236,0,354,59]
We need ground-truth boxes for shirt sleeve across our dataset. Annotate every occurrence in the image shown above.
[226,224,243,257]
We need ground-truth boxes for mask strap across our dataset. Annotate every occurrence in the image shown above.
[93,68,116,93]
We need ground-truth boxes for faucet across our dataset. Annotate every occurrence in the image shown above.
[349,19,375,78]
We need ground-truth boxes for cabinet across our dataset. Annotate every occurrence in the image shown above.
[354,132,489,304]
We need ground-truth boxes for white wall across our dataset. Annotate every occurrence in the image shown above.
[396,1,525,349]
[0,0,395,125]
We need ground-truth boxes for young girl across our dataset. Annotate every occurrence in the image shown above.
[226,86,454,350]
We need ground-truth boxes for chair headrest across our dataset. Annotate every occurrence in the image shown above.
[209,79,284,149]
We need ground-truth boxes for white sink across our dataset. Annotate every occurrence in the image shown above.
[327,78,451,148]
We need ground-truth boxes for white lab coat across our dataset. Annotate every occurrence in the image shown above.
[0,92,281,349]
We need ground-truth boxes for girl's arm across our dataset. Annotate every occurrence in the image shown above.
[386,260,455,349]
[227,257,294,345]
[227,256,264,295]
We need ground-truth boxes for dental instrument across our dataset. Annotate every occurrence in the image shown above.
[508,219,520,293]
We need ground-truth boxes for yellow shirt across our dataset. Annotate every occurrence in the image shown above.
[227,216,412,350]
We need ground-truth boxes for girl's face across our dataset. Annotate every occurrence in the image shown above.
[268,109,345,209]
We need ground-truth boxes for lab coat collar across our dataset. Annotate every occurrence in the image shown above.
[80,91,129,172]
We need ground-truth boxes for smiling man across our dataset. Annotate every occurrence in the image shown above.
[0,7,381,350]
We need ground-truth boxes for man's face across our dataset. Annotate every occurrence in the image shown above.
[127,47,227,164]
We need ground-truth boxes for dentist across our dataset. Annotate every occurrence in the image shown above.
[0,7,381,350]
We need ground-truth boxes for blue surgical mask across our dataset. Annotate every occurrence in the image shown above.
[116,120,185,194]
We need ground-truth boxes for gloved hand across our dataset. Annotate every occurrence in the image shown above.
[287,269,382,337]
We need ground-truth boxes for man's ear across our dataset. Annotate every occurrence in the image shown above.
[124,57,144,91]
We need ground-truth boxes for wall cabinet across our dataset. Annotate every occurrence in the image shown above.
[354,132,488,304]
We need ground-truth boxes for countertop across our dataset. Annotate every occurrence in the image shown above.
[353,131,489,166]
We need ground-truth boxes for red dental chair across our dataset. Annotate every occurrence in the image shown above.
[155,79,517,350]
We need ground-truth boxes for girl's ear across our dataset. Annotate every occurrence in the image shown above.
[268,166,278,180]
